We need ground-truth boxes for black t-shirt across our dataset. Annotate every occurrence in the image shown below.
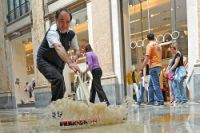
[170,51,184,71]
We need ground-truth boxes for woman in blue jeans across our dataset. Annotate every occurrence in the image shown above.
[166,44,188,104]
[84,44,110,106]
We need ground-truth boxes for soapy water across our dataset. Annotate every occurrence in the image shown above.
[39,97,135,129]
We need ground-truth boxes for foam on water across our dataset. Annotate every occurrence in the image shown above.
[41,98,129,128]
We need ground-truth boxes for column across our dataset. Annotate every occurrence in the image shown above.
[186,0,200,101]
[110,0,126,103]
[88,0,114,74]
[0,1,9,93]
[87,0,122,104]
[122,0,132,73]
[0,1,16,108]
[31,0,51,107]
[31,0,48,87]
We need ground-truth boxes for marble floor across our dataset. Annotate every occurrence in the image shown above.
[0,102,200,133]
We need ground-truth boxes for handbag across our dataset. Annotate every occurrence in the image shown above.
[174,66,187,82]
[167,71,174,81]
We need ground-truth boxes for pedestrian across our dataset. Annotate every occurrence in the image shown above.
[166,44,188,104]
[140,33,164,106]
[137,57,150,105]
[126,68,134,99]
[37,8,80,101]
[84,44,110,106]
[132,66,139,101]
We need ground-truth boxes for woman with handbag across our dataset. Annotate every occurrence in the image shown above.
[166,44,188,104]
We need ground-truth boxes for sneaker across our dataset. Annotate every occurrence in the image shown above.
[153,102,160,106]
[146,102,154,105]
[173,101,181,106]
[153,102,164,106]
[159,103,164,106]
[181,101,188,104]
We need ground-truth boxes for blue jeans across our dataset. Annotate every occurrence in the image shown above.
[148,66,164,104]
[172,79,188,102]
[138,81,145,103]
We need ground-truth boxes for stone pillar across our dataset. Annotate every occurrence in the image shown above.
[122,0,132,73]
[32,0,51,107]
[0,1,16,108]
[88,0,114,75]
[87,2,94,47]
[31,0,48,87]
[198,0,200,59]
[87,0,126,104]
[0,0,9,93]
[186,0,200,101]
[110,0,126,104]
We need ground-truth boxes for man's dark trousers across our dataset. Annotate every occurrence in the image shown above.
[37,58,66,101]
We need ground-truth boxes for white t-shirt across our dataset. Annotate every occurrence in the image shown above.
[46,24,79,49]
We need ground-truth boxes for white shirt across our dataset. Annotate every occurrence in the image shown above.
[46,24,79,50]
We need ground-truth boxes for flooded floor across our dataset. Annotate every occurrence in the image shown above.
[0,102,200,133]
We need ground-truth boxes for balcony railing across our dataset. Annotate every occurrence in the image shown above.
[7,1,31,23]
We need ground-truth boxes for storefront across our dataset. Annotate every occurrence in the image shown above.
[121,0,188,100]
[128,0,188,68]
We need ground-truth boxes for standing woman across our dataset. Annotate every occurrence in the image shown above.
[167,44,188,104]
[84,44,110,105]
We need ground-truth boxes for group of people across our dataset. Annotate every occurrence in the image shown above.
[127,33,188,106]
[37,8,110,105]
[15,78,35,104]
[24,78,36,102]
[36,8,188,107]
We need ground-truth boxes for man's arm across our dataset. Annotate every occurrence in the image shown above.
[46,30,80,72]
[143,66,148,83]
[54,43,72,65]
[54,43,80,72]
[139,56,149,77]
[141,44,150,71]
[140,56,149,71]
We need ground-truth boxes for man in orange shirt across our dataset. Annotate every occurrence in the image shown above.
[140,33,164,106]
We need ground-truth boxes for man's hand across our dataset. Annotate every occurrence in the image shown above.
[68,63,80,72]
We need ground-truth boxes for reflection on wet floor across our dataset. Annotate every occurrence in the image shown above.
[1,102,200,133]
